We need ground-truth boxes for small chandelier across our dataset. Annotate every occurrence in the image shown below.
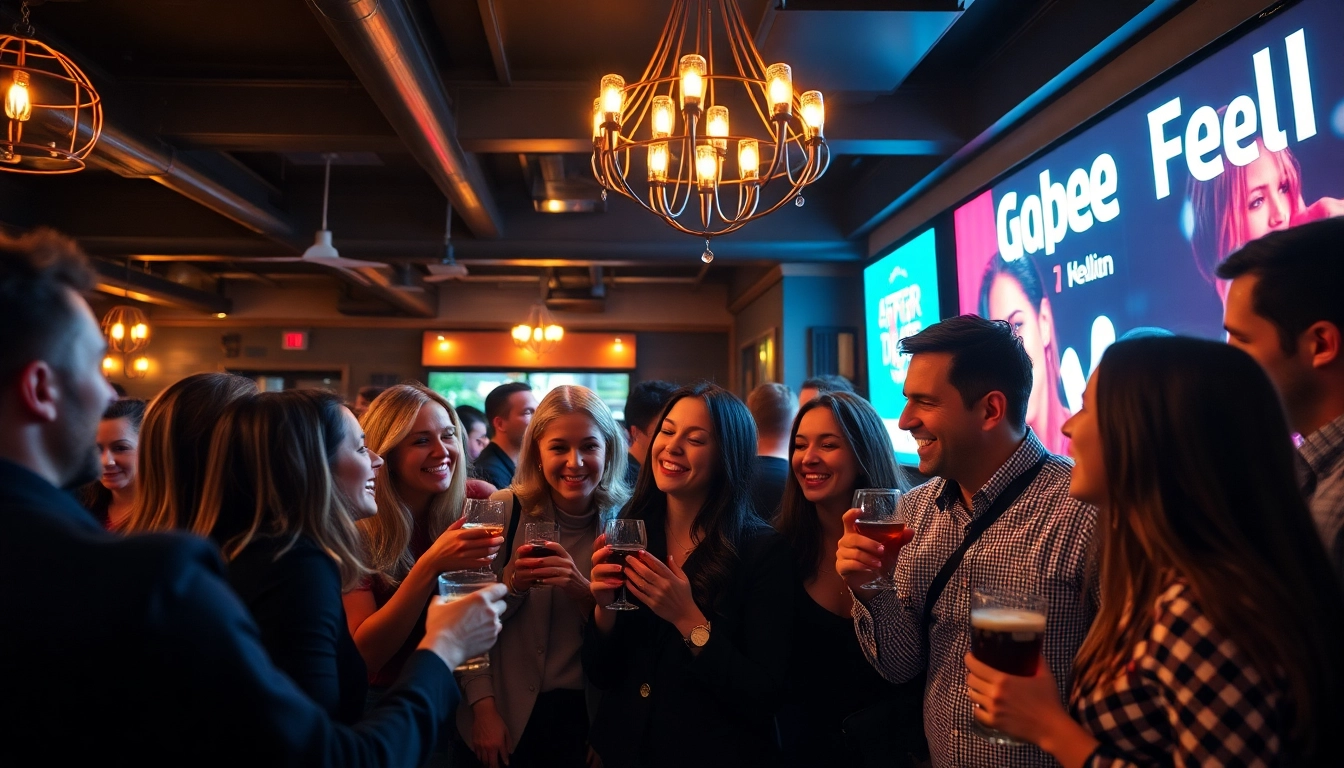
[591,0,829,257]
[511,303,564,357]
[0,2,101,173]
[101,305,151,378]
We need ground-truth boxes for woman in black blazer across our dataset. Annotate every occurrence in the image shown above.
[195,390,383,722]
[584,382,795,768]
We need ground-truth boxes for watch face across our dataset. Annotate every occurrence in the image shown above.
[690,626,710,647]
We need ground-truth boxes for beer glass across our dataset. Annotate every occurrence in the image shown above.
[603,519,647,611]
[969,587,1048,744]
[437,569,499,671]
[462,498,507,574]
[522,521,558,591]
[852,488,908,589]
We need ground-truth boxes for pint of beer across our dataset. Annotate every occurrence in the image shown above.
[969,588,1048,744]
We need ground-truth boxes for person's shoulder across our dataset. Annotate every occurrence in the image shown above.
[232,535,338,580]
[468,478,499,499]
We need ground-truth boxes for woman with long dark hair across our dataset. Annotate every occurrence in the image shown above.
[196,390,380,722]
[774,392,908,765]
[81,398,146,530]
[966,337,1344,766]
[583,382,795,768]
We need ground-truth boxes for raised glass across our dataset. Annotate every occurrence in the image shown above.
[852,488,908,590]
[603,519,647,611]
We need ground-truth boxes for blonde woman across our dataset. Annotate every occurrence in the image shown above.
[196,391,381,722]
[123,372,257,534]
[345,383,503,689]
[458,385,630,768]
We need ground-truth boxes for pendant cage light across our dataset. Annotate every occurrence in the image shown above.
[511,302,565,357]
[0,2,101,174]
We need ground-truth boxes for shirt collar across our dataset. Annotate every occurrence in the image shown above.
[935,429,1050,517]
[1299,411,1344,480]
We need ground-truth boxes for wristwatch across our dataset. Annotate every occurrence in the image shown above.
[685,621,711,648]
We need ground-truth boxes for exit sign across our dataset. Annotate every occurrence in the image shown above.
[281,330,309,351]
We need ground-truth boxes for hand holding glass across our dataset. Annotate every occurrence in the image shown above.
[462,498,507,574]
[852,488,908,590]
[437,570,500,671]
[970,588,1048,744]
[603,519,647,611]
[521,521,558,591]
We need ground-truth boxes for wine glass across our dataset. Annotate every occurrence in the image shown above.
[603,519,647,611]
[522,521,558,591]
[852,488,906,590]
[462,498,507,574]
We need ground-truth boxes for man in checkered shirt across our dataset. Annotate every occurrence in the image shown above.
[838,315,1098,768]
[1218,218,1344,590]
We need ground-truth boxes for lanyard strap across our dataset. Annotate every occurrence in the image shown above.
[920,455,1050,632]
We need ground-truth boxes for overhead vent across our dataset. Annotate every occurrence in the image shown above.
[525,155,606,214]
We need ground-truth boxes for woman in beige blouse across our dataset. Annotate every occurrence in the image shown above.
[458,385,630,768]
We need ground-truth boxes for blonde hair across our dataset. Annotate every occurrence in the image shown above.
[123,373,257,533]
[512,385,630,518]
[358,383,466,581]
[195,391,372,590]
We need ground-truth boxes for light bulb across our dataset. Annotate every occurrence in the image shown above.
[647,142,669,183]
[766,63,792,116]
[706,106,729,151]
[800,91,825,138]
[133,357,149,372]
[651,95,675,138]
[695,145,718,189]
[131,323,148,340]
[545,325,564,342]
[738,139,759,182]
[591,98,603,140]
[6,70,32,122]
[600,74,625,121]
[110,322,125,341]
[679,55,706,109]
[512,325,531,343]
[102,356,115,372]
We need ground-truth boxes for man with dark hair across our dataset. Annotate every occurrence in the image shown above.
[455,404,490,462]
[474,381,537,489]
[0,230,506,764]
[1218,217,1344,586]
[747,382,796,520]
[837,315,1097,768]
[622,380,677,488]
[352,385,387,418]
[798,373,855,407]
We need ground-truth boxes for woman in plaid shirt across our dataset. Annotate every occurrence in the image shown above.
[966,337,1344,766]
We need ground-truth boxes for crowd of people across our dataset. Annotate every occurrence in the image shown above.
[1,218,1342,767]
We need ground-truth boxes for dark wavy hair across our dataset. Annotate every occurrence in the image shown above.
[1072,337,1344,761]
[776,392,906,577]
[621,381,766,607]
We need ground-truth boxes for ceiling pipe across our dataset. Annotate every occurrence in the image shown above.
[307,0,504,239]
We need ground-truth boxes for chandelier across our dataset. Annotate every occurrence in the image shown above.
[0,2,101,173]
[511,303,565,357]
[591,0,829,261]
[100,305,151,379]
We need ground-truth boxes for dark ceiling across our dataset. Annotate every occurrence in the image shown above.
[0,0,1187,316]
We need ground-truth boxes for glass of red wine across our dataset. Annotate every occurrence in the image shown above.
[970,587,1048,744]
[603,519,647,611]
[853,488,908,590]
[522,521,558,591]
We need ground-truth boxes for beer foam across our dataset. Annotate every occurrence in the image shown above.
[970,608,1046,633]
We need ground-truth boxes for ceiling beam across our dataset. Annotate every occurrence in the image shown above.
[307,0,503,238]
[477,0,512,85]
[90,259,233,315]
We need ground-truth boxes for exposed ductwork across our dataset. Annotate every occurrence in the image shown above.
[307,0,504,239]
[45,112,436,318]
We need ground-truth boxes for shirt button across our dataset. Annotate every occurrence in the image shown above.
[528,685,536,692]
[536,646,545,655]
[639,683,651,698]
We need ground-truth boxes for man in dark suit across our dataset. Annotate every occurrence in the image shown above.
[622,379,678,489]
[0,230,507,765]
[473,381,537,489]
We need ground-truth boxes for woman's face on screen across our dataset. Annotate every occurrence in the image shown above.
[987,273,1049,428]
[1240,148,1301,242]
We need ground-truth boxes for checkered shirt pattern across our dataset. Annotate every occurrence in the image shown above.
[1299,412,1344,591]
[853,430,1098,768]
[1075,582,1284,768]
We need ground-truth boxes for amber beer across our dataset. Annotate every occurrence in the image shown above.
[970,608,1047,676]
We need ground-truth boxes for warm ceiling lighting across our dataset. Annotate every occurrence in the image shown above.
[511,303,564,357]
[127,356,150,379]
[591,0,830,258]
[0,2,102,173]
[101,305,151,380]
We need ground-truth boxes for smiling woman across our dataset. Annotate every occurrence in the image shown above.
[583,382,796,768]
[80,398,146,530]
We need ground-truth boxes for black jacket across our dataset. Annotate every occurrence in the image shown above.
[473,441,517,490]
[0,458,458,766]
[583,524,796,768]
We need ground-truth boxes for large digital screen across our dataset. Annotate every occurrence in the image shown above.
[864,227,941,464]
[954,0,1344,455]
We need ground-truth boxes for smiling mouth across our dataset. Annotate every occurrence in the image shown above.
[364,480,376,494]
[659,460,688,475]
[801,473,831,486]
[914,437,935,448]
[421,462,450,475]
